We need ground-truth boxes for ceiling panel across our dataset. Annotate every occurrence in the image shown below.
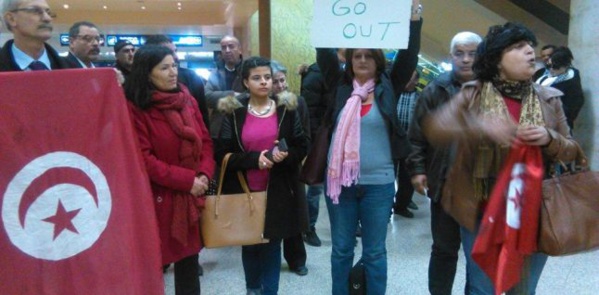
[47,0,258,26]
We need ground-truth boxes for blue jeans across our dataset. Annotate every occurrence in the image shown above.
[325,183,395,295]
[307,184,323,228]
[242,239,282,295]
[461,226,548,295]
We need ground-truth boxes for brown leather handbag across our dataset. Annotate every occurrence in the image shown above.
[200,153,268,248]
[539,150,599,256]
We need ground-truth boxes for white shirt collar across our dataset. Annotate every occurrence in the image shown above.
[11,43,51,71]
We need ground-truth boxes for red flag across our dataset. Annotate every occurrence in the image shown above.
[0,69,164,294]
[471,144,544,295]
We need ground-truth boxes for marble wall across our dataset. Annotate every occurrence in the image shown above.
[569,0,598,168]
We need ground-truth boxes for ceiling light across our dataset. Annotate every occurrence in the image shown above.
[177,2,182,6]
[63,4,69,9]
[103,5,107,10]
[178,7,182,10]
[141,6,146,10]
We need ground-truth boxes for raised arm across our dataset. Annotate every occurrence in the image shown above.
[390,17,422,96]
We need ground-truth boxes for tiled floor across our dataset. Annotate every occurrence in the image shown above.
[164,195,599,294]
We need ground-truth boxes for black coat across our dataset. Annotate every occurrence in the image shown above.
[178,67,210,129]
[406,71,462,202]
[64,52,86,68]
[549,68,584,130]
[214,94,310,239]
[0,40,71,71]
[300,63,332,138]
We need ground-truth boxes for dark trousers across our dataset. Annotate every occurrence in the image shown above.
[429,200,462,295]
[393,160,414,211]
[283,233,307,269]
[174,254,200,295]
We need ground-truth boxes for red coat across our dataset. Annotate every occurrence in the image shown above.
[129,88,215,265]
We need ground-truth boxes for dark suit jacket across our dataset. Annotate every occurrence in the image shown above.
[0,40,71,71]
[65,52,87,68]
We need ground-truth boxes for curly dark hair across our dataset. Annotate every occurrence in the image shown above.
[124,45,175,109]
[473,22,538,81]
[343,49,386,83]
[240,56,272,90]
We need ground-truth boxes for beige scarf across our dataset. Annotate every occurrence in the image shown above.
[473,81,545,200]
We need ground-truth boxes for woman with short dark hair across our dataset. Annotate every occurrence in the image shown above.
[125,45,215,295]
[214,56,309,295]
[423,22,580,294]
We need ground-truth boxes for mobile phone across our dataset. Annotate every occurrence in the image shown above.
[265,138,287,161]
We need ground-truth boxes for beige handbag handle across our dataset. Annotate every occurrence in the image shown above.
[213,153,257,217]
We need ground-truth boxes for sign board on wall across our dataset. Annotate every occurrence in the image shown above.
[311,0,411,49]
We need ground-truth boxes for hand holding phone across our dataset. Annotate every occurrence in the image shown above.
[265,138,288,162]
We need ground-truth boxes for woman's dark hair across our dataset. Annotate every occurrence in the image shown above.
[240,56,272,90]
[344,48,386,83]
[473,22,538,81]
[124,45,175,109]
[550,46,574,69]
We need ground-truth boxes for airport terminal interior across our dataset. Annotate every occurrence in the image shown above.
[1,0,597,294]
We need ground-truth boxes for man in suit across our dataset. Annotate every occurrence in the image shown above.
[0,0,69,71]
[66,21,101,68]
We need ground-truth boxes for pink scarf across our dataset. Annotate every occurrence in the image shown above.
[327,79,375,204]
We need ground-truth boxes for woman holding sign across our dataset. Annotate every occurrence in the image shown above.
[316,0,422,294]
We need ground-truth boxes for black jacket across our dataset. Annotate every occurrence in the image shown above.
[317,19,422,162]
[406,71,463,202]
[214,93,310,239]
[545,68,584,130]
[65,52,85,68]
[0,40,71,71]
[178,67,210,129]
[300,63,332,138]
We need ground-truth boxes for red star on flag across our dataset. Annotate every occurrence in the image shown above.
[509,188,522,210]
[42,200,81,240]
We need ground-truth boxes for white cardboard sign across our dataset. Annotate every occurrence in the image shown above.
[311,0,412,49]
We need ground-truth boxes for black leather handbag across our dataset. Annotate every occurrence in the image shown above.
[349,259,366,295]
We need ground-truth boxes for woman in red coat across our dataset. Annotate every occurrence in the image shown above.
[125,45,215,295]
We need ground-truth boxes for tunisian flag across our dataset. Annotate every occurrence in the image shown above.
[0,69,164,294]
[472,144,544,295]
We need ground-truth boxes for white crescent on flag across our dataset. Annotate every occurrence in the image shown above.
[2,151,112,261]
[506,163,525,229]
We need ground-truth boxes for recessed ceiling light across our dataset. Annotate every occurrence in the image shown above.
[63,4,69,9]
[178,7,182,10]
[141,6,146,10]
[103,5,107,10]
[177,2,181,6]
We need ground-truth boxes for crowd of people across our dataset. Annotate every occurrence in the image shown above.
[1,0,588,294]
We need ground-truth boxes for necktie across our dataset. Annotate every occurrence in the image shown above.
[29,60,49,71]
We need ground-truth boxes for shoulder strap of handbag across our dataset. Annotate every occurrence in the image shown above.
[217,153,253,195]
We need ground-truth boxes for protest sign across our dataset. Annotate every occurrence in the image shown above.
[311,0,411,48]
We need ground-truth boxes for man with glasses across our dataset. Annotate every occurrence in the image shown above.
[66,21,101,68]
[407,31,482,295]
[0,0,69,71]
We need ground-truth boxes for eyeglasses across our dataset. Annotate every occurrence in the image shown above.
[119,48,135,53]
[11,7,57,18]
[76,35,104,43]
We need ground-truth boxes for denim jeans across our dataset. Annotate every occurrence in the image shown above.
[461,226,548,295]
[325,182,395,295]
[242,239,282,295]
[307,184,323,228]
